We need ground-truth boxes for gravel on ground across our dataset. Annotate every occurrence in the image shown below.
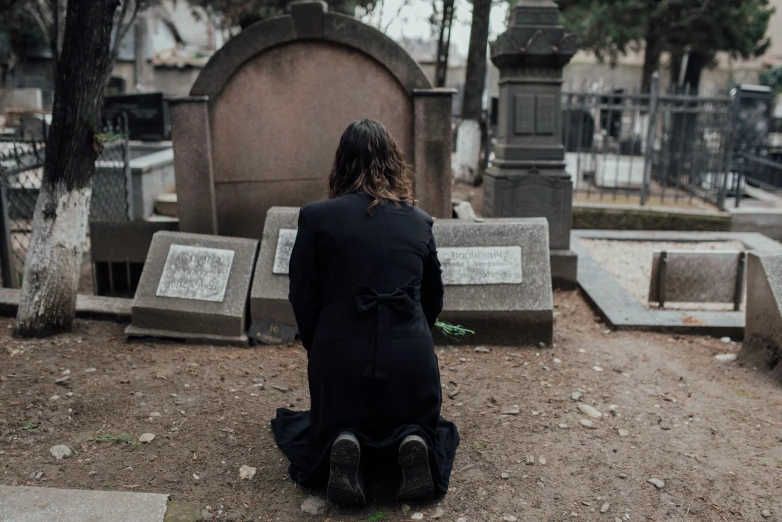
[1,290,780,521]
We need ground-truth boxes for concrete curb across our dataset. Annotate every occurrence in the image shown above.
[0,289,132,322]
[571,230,782,337]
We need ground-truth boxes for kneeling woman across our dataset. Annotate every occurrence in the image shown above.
[271,119,459,504]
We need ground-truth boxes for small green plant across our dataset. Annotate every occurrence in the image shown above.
[89,433,132,443]
[94,130,129,145]
[435,320,475,339]
[20,421,37,430]
[102,482,112,488]
[368,513,387,522]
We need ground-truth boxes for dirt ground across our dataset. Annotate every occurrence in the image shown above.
[1,290,781,522]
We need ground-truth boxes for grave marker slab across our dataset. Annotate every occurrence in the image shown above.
[434,217,552,345]
[251,208,300,329]
[127,231,258,345]
[251,207,553,346]
[741,252,782,384]
[103,92,169,141]
[649,250,746,305]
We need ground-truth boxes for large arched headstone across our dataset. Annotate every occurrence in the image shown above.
[170,2,454,238]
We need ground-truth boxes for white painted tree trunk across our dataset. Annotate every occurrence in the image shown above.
[453,119,482,186]
[15,179,92,336]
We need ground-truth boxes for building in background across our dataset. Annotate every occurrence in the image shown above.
[3,1,221,108]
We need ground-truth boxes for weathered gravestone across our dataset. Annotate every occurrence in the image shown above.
[170,1,454,239]
[648,250,746,309]
[740,252,782,384]
[250,207,553,346]
[483,0,578,289]
[104,92,169,141]
[126,231,258,345]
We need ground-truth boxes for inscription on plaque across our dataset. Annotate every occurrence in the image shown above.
[273,229,298,275]
[514,95,536,135]
[249,317,298,345]
[536,95,556,134]
[439,246,522,285]
[156,245,235,302]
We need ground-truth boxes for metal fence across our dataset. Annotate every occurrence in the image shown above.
[739,151,782,202]
[0,125,131,288]
[562,75,736,209]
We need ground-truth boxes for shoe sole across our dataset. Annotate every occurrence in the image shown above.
[397,437,434,501]
[327,436,366,506]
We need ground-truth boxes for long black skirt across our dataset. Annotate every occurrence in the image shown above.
[272,409,459,497]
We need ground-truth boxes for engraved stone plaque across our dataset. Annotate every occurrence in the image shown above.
[156,245,235,302]
[273,229,298,275]
[438,246,523,285]
[514,94,536,135]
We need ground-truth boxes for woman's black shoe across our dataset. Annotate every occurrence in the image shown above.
[396,435,435,501]
[327,432,366,506]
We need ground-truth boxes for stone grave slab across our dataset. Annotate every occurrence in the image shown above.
[126,231,258,345]
[434,217,553,345]
[648,250,745,304]
[250,208,300,341]
[251,207,553,346]
[0,485,169,522]
[740,252,782,384]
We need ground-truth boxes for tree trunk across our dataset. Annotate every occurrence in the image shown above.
[454,0,491,186]
[434,0,455,87]
[15,0,120,337]
[680,50,706,93]
[669,50,683,90]
[641,32,663,94]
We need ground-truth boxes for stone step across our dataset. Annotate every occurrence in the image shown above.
[0,485,169,522]
[155,192,178,218]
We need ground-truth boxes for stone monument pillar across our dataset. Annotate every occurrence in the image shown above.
[484,0,578,287]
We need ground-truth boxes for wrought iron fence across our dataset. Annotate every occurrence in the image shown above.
[0,123,131,288]
[562,75,735,209]
[738,151,782,201]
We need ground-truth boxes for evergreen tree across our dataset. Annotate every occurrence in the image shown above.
[557,0,773,93]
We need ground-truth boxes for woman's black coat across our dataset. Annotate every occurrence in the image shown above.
[271,191,459,495]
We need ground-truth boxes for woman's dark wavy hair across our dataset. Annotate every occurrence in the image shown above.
[328,119,414,212]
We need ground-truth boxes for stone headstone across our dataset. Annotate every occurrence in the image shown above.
[250,208,300,329]
[434,217,553,345]
[18,114,47,140]
[250,207,553,346]
[0,88,43,113]
[171,1,453,239]
[649,250,745,304]
[104,92,169,141]
[740,252,782,384]
[126,231,258,345]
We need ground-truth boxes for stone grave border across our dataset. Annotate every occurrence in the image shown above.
[572,229,782,337]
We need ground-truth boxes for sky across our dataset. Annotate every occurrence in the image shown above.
[357,0,511,59]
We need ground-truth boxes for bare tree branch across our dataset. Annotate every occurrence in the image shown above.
[669,0,710,30]
[111,0,143,63]
[382,0,411,33]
